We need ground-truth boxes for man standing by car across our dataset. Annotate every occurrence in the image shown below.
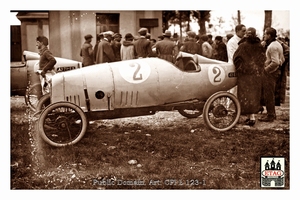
[155,30,175,63]
[95,31,116,64]
[36,35,57,94]
[134,28,153,58]
[259,27,285,122]
[36,36,56,78]
[226,24,246,96]
[80,34,94,67]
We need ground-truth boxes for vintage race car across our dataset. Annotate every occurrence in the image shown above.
[36,52,241,147]
[11,51,82,111]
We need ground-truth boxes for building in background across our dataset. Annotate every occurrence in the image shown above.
[11,10,289,62]
[14,11,162,62]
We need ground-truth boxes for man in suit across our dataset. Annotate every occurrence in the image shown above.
[133,28,153,58]
[80,34,94,67]
[155,30,175,63]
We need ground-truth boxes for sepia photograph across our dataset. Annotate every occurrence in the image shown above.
[6,0,297,198]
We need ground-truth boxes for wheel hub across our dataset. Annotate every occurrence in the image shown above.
[55,116,69,130]
[212,105,228,118]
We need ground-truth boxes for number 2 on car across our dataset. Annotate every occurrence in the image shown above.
[208,65,225,85]
[119,62,151,84]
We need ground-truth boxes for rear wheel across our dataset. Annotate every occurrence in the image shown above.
[38,101,88,147]
[25,83,42,112]
[35,93,51,112]
[203,91,240,131]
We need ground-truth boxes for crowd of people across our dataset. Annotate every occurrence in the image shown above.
[37,25,289,128]
[232,25,289,126]
[79,27,237,68]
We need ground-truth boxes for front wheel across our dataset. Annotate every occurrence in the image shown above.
[38,101,88,147]
[203,91,240,131]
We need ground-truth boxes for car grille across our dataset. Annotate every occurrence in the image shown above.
[120,91,139,106]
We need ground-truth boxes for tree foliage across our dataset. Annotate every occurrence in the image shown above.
[162,10,211,36]
[191,11,211,35]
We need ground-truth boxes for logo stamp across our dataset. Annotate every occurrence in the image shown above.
[260,157,285,188]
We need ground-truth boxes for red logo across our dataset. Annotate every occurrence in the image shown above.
[261,170,284,177]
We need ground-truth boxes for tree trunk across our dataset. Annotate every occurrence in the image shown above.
[237,10,241,24]
[264,11,272,31]
[179,12,183,42]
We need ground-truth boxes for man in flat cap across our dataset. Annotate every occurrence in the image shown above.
[80,34,94,67]
[95,31,115,64]
[133,27,153,58]
[155,30,176,63]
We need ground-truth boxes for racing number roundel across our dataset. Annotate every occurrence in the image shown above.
[208,65,225,85]
[119,61,151,84]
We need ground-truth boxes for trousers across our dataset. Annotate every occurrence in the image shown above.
[262,69,281,118]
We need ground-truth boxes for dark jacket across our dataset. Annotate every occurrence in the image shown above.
[133,37,153,58]
[111,40,122,61]
[215,41,228,62]
[39,47,57,73]
[233,36,265,114]
[95,39,115,64]
[80,41,94,67]
[180,38,201,55]
[155,37,175,63]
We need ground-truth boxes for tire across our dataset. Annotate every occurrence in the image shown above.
[203,91,241,132]
[25,83,42,112]
[38,101,88,147]
[178,108,203,118]
[35,93,51,112]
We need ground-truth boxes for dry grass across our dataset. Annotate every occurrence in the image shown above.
[10,96,290,189]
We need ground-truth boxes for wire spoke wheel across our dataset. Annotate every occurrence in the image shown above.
[38,102,88,147]
[178,108,203,118]
[203,91,240,131]
[35,93,51,112]
[25,83,42,112]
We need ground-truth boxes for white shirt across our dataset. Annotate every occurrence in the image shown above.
[226,35,242,64]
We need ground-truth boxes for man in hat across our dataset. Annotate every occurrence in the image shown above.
[95,31,115,64]
[80,34,94,67]
[133,27,153,58]
[111,33,122,61]
[155,30,176,63]
[180,31,201,55]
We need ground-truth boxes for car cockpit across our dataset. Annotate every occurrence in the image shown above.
[174,52,201,72]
